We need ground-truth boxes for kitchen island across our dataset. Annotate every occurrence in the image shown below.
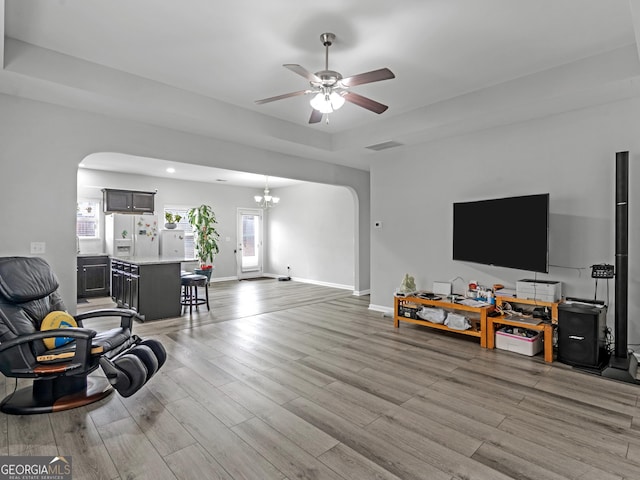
[111,256,189,321]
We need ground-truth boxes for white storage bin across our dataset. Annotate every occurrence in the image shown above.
[495,328,542,356]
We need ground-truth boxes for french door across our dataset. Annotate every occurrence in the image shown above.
[237,208,263,279]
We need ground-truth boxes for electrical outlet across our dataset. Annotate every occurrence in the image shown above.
[30,242,46,254]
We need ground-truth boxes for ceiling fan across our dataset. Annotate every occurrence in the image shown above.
[255,33,395,124]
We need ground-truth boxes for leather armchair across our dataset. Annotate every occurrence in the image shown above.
[0,256,166,414]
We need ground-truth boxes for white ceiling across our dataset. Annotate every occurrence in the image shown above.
[2,0,640,176]
[80,153,303,188]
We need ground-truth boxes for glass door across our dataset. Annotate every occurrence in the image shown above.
[237,208,263,279]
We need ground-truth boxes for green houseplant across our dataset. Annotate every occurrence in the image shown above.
[164,212,182,229]
[187,204,220,279]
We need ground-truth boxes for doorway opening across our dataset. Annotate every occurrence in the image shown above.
[237,208,263,279]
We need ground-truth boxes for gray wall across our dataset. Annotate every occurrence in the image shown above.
[78,168,356,286]
[4,88,640,344]
[266,182,355,288]
[369,98,640,343]
[0,93,370,313]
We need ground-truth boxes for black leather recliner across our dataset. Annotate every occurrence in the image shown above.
[0,256,166,414]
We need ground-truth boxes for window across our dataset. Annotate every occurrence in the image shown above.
[164,206,195,259]
[77,200,100,238]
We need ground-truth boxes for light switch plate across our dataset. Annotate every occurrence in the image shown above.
[30,242,46,254]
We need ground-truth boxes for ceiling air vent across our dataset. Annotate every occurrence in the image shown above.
[365,140,403,151]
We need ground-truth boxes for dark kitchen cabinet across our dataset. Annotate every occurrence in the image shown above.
[111,258,181,321]
[111,260,124,303]
[77,255,110,298]
[103,189,155,213]
[122,263,139,311]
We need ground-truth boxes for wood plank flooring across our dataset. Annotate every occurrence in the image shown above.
[2,278,640,479]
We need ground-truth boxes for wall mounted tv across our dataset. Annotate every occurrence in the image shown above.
[453,193,549,273]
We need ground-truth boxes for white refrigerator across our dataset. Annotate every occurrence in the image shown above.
[160,229,185,257]
[105,213,159,257]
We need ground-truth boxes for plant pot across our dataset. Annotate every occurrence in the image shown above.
[194,268,212,283]
[165,223,177,229]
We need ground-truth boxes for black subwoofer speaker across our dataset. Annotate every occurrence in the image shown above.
[557,303,608,368]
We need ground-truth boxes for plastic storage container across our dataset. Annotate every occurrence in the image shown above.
[495,328,543,356]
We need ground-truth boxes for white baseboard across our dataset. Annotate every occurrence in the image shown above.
[263,272,353,291]
[369,304,394,317]
[353,289,370,296]
[218,272,359,293]
[290,276,353,291]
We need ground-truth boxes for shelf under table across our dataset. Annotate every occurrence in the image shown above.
[486,315,554,363]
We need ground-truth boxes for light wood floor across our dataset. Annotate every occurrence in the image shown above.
[3,279,640,479]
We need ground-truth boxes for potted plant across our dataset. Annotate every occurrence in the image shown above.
[164,212,182,229]
[187,204,219,281]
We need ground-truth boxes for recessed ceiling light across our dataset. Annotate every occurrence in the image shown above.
[166,167,176,173]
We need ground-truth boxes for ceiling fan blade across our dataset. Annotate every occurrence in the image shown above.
[340,68,395,87]
[309,109,323,124]
[284,64,321,83]
[343,91,389,114]
[255,90,309,105]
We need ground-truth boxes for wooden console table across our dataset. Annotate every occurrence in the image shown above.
[486,295,561,363]
[394,295,492,348]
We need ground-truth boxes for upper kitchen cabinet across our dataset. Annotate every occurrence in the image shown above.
[102,189,155,213]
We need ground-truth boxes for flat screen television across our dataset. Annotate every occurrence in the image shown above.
[453,193,549,273]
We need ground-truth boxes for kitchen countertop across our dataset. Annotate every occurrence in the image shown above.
[110,256,194,265]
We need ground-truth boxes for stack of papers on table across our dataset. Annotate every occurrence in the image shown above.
[457,298,489,307]
[495,288,516,297]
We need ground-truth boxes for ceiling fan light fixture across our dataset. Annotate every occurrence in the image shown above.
[330,91,345,110]
[255,32,394,124]
[310,91,345,113]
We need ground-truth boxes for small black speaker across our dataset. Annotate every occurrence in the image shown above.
[557,303,608,368]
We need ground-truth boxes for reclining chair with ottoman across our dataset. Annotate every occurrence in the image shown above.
[0,256,166,414]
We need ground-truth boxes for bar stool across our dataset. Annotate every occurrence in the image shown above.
[180,274,209,314]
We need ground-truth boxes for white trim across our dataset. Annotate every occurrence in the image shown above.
[188,272,360,292]
[290,276,353,291]
[202,272,361,292]
[237,207,264,280]
[263,272,353,291]
[369,304,394,317]
[353,289,370,296]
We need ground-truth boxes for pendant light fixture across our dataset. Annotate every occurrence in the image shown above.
[254,176,280,208]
